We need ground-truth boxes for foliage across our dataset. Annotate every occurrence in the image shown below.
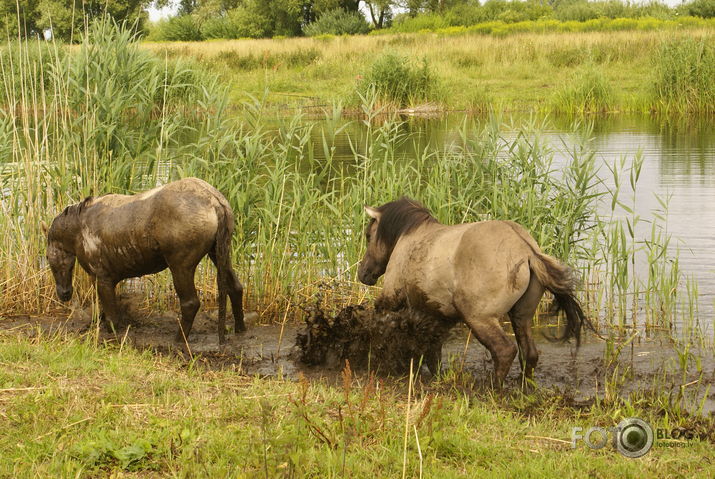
[0,0,42,37]
[151,14,203,41]
[356,51,438,106]
[0,0,150,41]
[304,8,371,36]
[679,0,715,18]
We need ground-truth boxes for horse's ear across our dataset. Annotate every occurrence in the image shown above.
[364,206,381,220]
[41,221,49,235]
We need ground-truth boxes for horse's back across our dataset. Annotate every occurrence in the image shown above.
[81,178,227,260]
[452,220,537,315]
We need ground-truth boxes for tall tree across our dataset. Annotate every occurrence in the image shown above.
[0,0,42,37]
[1,0,152,40]
[363,0,392,28]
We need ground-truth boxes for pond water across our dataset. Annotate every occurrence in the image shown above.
[304,113,715,323]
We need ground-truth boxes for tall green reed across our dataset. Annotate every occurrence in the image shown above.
[0,21,705,347]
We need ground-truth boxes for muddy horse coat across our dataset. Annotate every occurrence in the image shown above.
[358,198,589,386]
[44,177,245,343]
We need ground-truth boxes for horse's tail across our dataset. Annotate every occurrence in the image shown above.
[214,195,235,344]
[528,252,594,347]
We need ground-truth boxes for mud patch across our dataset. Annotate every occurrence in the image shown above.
[2,294,714,415]
[296,302,456,374]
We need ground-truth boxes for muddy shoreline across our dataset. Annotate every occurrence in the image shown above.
[2,295,714,415]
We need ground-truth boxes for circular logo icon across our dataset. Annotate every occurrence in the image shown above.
[616,418,653,458]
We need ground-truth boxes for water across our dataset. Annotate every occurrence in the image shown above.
[303,113,715,322]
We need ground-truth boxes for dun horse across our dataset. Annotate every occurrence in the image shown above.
[43,177,245,344]
[358,197,591,386]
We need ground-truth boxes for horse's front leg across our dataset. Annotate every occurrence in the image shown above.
[170,265,200,343]
[95,277,125,333]
[374,290,406,312]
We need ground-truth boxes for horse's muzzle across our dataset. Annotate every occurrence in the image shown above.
[358,270,378,286]
[56,286,72,302]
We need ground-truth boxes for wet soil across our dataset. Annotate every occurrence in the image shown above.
[2,293,714,414]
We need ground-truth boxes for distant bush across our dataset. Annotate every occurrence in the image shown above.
[152,15,203,41]
[391,12,449,32]
[652,37,715,112]
[356,52,438,107]
[555,2,600,22]
[304,9,371,36]
[679,0,715,18]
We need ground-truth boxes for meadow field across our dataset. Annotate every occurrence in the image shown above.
[1,20,714,476]
[143,26,715,114]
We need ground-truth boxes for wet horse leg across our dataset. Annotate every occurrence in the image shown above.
[509,275,544,386]
[170,264,200,343]
[462,315,517,388]
[95,277,125,333]
[227,270,245,332]
[209,252,246,333]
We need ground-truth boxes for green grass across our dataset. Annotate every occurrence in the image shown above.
[355,51,439,108]
[1,329,713,477]
[551,63,615,113]
[142,28,715,113]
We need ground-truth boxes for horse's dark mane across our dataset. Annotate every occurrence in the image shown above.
[374,197,438,247]
[50,197,93,240]
[61,196,94,217]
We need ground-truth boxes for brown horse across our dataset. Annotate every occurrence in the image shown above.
[43,177,245,344]
[357,197,590,386]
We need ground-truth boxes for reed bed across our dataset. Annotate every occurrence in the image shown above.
[0,21,707,350]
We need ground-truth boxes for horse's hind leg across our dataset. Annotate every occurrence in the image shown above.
[225,269,245,333]
[462,314,517,388]
[509,274,544,385]
[209,252,245,333]
[170,264,200,343]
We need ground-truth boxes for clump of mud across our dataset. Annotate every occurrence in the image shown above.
[296,302,457,375]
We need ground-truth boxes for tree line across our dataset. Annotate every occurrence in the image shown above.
[2,0,714,41]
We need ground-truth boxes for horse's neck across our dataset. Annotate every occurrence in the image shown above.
[55,214,82,247]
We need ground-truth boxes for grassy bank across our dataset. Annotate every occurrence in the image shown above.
[1,329,713,477]
[143,28,715,113]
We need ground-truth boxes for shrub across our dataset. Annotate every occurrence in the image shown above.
[390,13,448,32]
[201,17,242,39]
[224,6,272,38]
[555,2,600,22]
[304,9,371,36]
[356,52,438,107]
[153,15,203,41]
[679,0,715,18]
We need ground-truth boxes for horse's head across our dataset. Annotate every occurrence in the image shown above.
[358,198,438,286]
[43,208,78,302]
[358,206,388,285]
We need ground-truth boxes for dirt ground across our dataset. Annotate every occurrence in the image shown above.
[2,293,714,415]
